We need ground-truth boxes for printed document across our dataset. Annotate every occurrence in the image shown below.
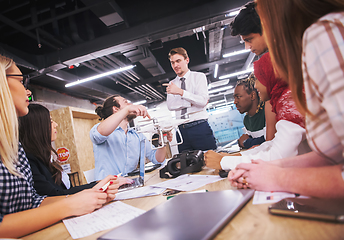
[151,174,223,191]
[115,186,166,201]
[63,201,145,239]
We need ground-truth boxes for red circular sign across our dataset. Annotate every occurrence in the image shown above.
[57,147,70,162]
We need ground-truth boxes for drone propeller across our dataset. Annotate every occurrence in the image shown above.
[137,118,154,123]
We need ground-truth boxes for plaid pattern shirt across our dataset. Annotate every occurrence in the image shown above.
[302,12,344,163]
[0,143,45,222]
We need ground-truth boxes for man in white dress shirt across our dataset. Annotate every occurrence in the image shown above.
[165,47,217,152]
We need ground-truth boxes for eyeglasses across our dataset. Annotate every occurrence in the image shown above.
[6,74,30,89]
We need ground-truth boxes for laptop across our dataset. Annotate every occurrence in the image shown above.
[98,189,254,240]
[117,138,146,192]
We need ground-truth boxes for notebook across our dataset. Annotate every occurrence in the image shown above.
[98,189,254,240]
[117,138,146,192]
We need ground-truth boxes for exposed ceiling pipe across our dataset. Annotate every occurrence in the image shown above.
[25,0,111,31]
[105,55,141,81]
[100,56,138,84]
[138,85,162,100]
[145,84,165,99]
[0,14,60,50]
[135,86,158,100]
[88,59,132,85]
[93,58,136,85]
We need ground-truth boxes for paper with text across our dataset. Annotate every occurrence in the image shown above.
[115,186,166,201]
[151,174,223,191]
[252,190,309,205]
[63,201,145,239]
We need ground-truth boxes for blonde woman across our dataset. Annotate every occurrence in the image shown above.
[0,55,119,238]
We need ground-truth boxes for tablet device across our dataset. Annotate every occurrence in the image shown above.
[269,197,344,223]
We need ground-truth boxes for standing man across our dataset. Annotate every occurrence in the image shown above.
[234,76,266,149]
[166,47,217,152]
[90,95,172,179]
[230,1,268,57]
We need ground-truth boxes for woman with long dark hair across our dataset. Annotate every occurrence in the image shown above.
[229,0,344,198]
[19,103,98,196]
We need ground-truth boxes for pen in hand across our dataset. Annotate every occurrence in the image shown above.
[101,173,122,192]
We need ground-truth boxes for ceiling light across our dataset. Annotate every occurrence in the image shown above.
[133,100,147,105]
[208,79,229,89]
[208,85,234,94]
[207,99,226,107]
[219,68,253,80]
[223,49,250,58]
[214,64,219,78]
[225,10,240,17]
[65,65,135,87]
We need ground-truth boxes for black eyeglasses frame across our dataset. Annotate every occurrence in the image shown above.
[6,74,30,89]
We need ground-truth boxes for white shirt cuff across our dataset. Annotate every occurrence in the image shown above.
[220,155,244,170]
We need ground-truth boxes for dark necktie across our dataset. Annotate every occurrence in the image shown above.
[180,77,187,119]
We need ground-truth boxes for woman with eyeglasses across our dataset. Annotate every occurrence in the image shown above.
[229,0,344,198]
[0,55,119,238]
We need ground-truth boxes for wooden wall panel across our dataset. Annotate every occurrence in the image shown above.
[50,107,99,186]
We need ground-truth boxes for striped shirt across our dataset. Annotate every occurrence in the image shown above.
[302,12,344,163]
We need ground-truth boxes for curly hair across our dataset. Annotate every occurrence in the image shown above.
[236,73,264,111]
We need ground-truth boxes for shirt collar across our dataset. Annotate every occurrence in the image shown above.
[116,125,135,133]
[178,70,191,81]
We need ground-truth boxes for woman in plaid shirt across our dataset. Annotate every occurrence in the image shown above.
[229,0,344,198]
[0,55,119,238]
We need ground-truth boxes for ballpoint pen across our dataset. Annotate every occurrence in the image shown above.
[101,173,122,192]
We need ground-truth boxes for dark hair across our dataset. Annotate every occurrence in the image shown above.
[95,95,120,120]
[168,47,189,60]
[230,1,262,36]
[19,103,63,184]
[236,73,262,109]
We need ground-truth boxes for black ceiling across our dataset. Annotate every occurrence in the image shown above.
[0,0,254,107]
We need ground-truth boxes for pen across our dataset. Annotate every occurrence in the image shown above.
[101,173,122,192]
[163,190,181,196]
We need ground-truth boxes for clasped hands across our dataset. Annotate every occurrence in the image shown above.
[204,150,281,191]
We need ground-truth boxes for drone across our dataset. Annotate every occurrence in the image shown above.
[135,117,188,149]
[135,110,206,149]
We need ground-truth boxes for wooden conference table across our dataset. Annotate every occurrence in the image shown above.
[23,167,344,240]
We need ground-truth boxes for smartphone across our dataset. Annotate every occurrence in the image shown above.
[269,197,344,223]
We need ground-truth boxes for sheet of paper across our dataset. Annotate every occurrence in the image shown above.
[151,174,223,191]
[252,190,309,205]
[115,186,166,201]
[63,201,145,239]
